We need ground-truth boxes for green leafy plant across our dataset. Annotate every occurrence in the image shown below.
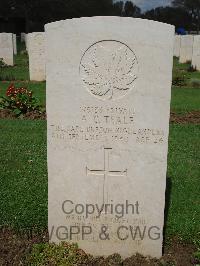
[25,242,90,266]
[193,239,200,266]
[172,72,188,87]
[0,58,7,68]
[0,83,42,116]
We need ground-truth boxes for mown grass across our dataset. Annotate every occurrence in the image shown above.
[0,120,47,231]
[0,120,199,242]
[0,54,199,114]
[2,79,199,114]
[0,46,199,244]
[173,57,200,81]
[172,58,200,92]
[171,88,200,114]
[166,124,200,241]
[0,41,46,106]
[0,80,199,114]
[170,58,200,114]
[0,42,29,81]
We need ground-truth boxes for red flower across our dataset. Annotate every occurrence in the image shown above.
[6,83,15,97]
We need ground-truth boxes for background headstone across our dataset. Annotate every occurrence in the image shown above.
[179,35,194,63]
[192,35,200,71]
[28,32,46,81]
[25,34,30,52]
[46,17,174,259]
[173,35,181,57]
[21,32,26,42]
[0,33,14,66]
[12,34,17,55]
[26,34,30,54]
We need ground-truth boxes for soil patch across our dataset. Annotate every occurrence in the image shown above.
[0,109,46,120]
[170,111,200,124]
[0,228,48,266]
[1,109,200,124]
[0,228,198,266]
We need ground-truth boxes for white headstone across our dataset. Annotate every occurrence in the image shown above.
[173,35,181,57]
[192,35,200,71]
[26,34,30,53]
[25,34,27,48]
[21,32,26,42]
[0,33,14,66]
[46,17,174,259]
[25,34,30,51]
[28,32,46,81]
[179,35,194,63]
[13,34,17,55]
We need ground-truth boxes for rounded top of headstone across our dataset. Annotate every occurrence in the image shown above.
[45,17,175,32]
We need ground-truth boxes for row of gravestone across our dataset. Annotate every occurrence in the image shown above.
[174,35,200,70]
[1,17,177,259]
[1,32,199,82]
[0,32,45,81]
[0,33,17,66]
[24,32,200,82]
[23,32,46,81]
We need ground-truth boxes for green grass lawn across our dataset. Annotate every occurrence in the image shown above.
[171,58,200,114]
[166,124,200,241]
[0,120,199,242]
[0,46,199,245]
[0,56,29,81]
[171,88,200,114]
[0,43,29,81]
[0,42,46,107]
[1,80,199,114]
[0,54,199,113]
[0,120,47,231]
[173,57,200,82]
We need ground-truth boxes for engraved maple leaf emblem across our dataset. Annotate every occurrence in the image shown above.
[80,41,138,100]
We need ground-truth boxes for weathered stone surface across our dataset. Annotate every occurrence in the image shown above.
[28,32,46,81]
[25,34,30,52]
[46,17,174,259]
[179,35,194,63]
[26,34,30,54]
[0,33,14,66]
[21,32,26,42]
[13,34,17,55]
[174,35,181,57]
[192,35,200,71]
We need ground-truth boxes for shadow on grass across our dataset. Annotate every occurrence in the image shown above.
[163,176,172,248]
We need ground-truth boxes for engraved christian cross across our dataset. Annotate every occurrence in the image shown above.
[86,148,127,204]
